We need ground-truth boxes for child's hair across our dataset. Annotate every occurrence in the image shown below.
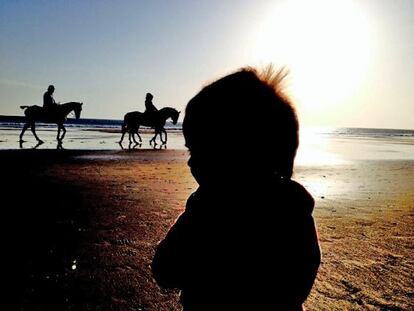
[183,66,299,179]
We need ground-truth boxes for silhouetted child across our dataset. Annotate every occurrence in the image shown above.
[152,67,320,310]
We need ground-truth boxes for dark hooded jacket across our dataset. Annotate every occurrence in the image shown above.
[152,177,320,310]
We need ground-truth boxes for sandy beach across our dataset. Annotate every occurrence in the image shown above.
[2,0,414,308]
[2,147,413,310]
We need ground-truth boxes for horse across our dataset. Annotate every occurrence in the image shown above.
[119,107,180,146]
[19,102,83,144]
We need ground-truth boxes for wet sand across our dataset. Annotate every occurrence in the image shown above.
[0,126,186,150]
[2,149,413,310]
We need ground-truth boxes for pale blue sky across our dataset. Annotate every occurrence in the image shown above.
[1,0,413,129]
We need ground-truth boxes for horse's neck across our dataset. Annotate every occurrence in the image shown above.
[60,102,76,116]
[160,108,175,119]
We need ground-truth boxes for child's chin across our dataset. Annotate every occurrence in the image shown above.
[190,171,202,185]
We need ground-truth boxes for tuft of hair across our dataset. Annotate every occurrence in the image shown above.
[245,64,289,94]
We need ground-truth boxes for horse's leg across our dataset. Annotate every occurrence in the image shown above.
[57,124,62,141]
[31,123,43,143]
[136,126,142,143]
[158,130,162,144]
[128,131,133,144]
[132,130,138,144]
[161,129,167,144]
[156,130,161,145]
[119,124,127,144]
[158,130,163,143]
[19,122,29,142]
[151,128,160,145]
[60,125,67,141]
[150,131,157,145]
[130,126,140,144]
[154,127,163,145]
[156,129,164,144]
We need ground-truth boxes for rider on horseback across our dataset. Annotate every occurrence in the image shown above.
[144,92,158,122]
[43,85,59,117]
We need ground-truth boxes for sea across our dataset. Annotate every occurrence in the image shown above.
[0,116,413,165]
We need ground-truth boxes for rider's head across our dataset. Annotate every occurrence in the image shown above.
[183,66,298,183]
[47,85,55,93]
[146,93,153,100]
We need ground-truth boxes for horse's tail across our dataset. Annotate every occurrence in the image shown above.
[122,112,133,131]
[121,121,127,132]
[20,106,30,109]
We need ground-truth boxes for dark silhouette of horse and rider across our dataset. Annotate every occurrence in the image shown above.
[18,86,180,148]
[119,92,180,147]
[19,85,83,147]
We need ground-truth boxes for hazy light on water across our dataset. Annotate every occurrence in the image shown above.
[296,127,347,166]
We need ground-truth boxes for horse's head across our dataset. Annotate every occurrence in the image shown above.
[159,107,180,125]
[74,102,83,119]
[171,109,181,125]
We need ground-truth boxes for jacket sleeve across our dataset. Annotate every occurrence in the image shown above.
[295,212,321,303]
[288,182,321,304]
[151,195,196,289]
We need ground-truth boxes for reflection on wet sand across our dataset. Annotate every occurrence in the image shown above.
[3,127,184,150]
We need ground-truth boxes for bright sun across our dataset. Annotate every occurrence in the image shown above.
[254,0,372,116]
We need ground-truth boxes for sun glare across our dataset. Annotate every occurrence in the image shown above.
[254,0,372,115]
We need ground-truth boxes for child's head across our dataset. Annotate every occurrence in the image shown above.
[183,66,298,186]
